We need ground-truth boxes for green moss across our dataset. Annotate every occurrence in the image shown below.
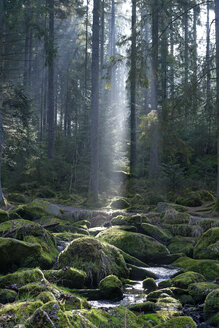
[97,227,169,264]
[188,282,219,303]
[193,227,219,260]
[154,316,197,327]
[200,219,219,232]
[147,288,174,302]
[0,268,46,289]
[110,198,130,209]
[111,214,150,227]
[36,291,56,303]
[18,282,49,299]
[171,271,205,289]
[204,289,219,318]
[0,209,9,223]
[168,237,195,257]
[0,289,17,304]
[25,301,71,328]
[208,311,219,327]
[162,209,190,224]
[155,296,182,311]
[44,267,86,289]
[58,237,128,287]
[143,278,157,291]
[141,223,172,243]
[99,275,123,300]
[173,256,219,280]
[54,232,85,243]
[10,202,47,221]
[8,193,28,204]
[128,264,156,280]
[0,300,43,327]
[129,301,156,313]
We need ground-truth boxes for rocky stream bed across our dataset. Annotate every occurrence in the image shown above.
[0,199,218,327]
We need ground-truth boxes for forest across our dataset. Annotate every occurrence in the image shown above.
[0,0,219,327]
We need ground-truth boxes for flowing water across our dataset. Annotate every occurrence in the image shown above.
[89,266,180,309]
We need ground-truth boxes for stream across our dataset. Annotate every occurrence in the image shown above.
[89,266,180,309]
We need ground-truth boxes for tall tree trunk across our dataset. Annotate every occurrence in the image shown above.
[47,0,55,159]
[84,0,89,96]
[149,0,159,179]
[192,7,197,111]
[215,0,219,198]
[170,3,175,97]
[184,0,189,87]
[89,0,100,203]
[206,1,211,113]
[130,0,137,176]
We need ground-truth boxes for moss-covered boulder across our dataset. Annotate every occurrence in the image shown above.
[0,237,42,272]
[36,291,56,303]
[147,288,174,302]
[99,275,123,301]
[188,282,219,303]
[0,219,58,270]
[18,282,49,299]
[173,256,219,280]
[44,267,86,289]
[193,227,219,260]
[97,228,169,264]
[58,237,128,287]
[140,223,172,243]
[168,236,195,257]
[155,295,182,311]
[143,278,157,291]
[0,300,43,327]
[110,198,130,209]
[154,316,197,328]
[204,289,219,324]
[128,264,156,280]
[129,301,156,313]
[54,232,85,244]
[200,219,219,232]
[162,209,190,224]
[10,202,47,221]
[0,268,46,290]
[111,214,150,227]
[25,301,71,328]
[171,271,205,289]
[0,289,17,304]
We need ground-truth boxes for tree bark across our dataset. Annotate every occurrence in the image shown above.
[47,0,55,159]
[89,0,100,203]
[215,0,219,198]
[130,0,137,176]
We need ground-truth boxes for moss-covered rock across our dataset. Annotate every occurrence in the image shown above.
[193,227,219,260]
[0,300,43,327]
[0,219,58,270]
[173,256,219,280]
[143,278,157,291]
[110,198,130,209]
[54,232,85,243]
[111,214,150,227]
[61,293,90,311]
[200,219,219,232]
[171,271,205,289]
[44,267,86,289]
[36,291,56,303]
[0,237,42,272]
[155,295,182,311]
[26,301,71,328]
[204,289,219,317]
[128,264,156,280]
[147,288,174,302]
[168,236,195,257]
[162,209,190,224]
[97,227,169,264]
[0,268,46,290]
[140,223,172,243]
[18,282,49,299]
[10,202,47,221]
[129,301,156,313]
[154,316,197,327]
[99,275,123,301]
[188,282,219,303]
[0,288,17,304]
[58,237,128,287]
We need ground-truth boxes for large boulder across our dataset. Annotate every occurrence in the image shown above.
[140,223,172,243]
[0,219,58,270]
[99,275,123,301]
[97,227,169,264]
[154,316,197,328]
[58,236,129,287]
[44,267,86,289]
[188,282,219,303]
[171,271,205,289]
[0,268,46,289]
[204,289,219,327]
[193,227,219,260]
